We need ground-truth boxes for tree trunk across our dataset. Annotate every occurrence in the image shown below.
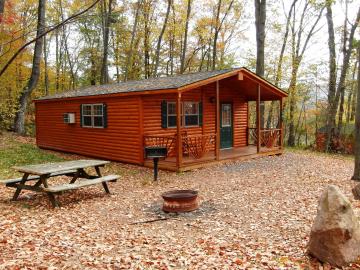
[287,2,324,146]
[351,73,358,122]
[325,6,360,151]
[212,0,222,70]
[143,2,151,79]
[0,0,5,23]
[287,65,299,146]
[100,0,113,84]
[347,61,358,124]
[55,29,60,92]
[337,87,345,133]
[153,0,171,76]
[14,0,45,135]
[124,0,141,81]
[352,45,360,180]
[266,0,297,128]
[254,0,266,77]
[254,0,266,129]
[180,0,191,73]
[326,3,337,107]
[43,35,49,96]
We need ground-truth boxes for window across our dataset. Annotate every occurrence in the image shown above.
[81,104,106,128]
[165,101,199,128]
[167,102,177,128]
[184,102,199,126]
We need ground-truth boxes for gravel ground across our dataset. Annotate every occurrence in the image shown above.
[0,151,359,269]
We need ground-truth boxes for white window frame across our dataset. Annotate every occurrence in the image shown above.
[166,101,199,128]
[82,104,105,128]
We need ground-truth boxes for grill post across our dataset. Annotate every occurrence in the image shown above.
[153,157,159,181]
[144,146,167,181]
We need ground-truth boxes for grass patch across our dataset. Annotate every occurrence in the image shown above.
[0,142,65,179]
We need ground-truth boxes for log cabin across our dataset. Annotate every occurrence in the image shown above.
[35,67,288,171]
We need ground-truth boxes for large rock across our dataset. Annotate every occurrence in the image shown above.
[307,185,360,267]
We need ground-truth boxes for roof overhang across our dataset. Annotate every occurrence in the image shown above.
[178,67,288,100]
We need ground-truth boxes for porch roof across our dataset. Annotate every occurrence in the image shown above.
[36,67,287,101]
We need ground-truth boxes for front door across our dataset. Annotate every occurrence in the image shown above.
[220,103,233,149]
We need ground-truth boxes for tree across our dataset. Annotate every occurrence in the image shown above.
[100,0,114,84]
[153,0,172,76]
[254,0,266,128]
[0,0,5,23]
[124,1,141,81]
[180,0,192,73]
[254,0,265,77]
[266,0,298,129]
[325,2,360,151]
[287,1,324,146]
[352,44,360,180]
[14,0,46,134]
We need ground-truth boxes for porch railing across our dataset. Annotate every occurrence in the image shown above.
[182,134,216,159]
[143,135,177,157]
[143,133,216,160]
[248,128,282,148]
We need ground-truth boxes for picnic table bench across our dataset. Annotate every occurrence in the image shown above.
[0,159,119,207]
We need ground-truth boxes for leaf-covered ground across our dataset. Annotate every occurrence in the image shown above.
[0,134,359,269]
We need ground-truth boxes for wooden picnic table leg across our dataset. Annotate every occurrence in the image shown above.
[70,169,81,184]
[95,166,110,194]
[41,174,59,208]
[12,173,29,201]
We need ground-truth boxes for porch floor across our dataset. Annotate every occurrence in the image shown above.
[144,145,283,171]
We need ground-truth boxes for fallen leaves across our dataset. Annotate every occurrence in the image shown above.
[0,151,358,269]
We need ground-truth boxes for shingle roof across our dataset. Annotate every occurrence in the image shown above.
[37,69,237,100]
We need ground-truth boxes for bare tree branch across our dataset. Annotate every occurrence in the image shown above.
[0,0,101,78]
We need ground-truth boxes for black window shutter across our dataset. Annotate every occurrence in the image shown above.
[199,101,203,126]
[80,104,83,127]
[161,100,167,128]
[103,103,108,128]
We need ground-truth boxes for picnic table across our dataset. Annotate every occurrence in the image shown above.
[1,159,119,207]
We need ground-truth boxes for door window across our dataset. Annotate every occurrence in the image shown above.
[221,104,231,127]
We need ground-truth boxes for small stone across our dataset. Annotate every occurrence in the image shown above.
[308,185,360,267]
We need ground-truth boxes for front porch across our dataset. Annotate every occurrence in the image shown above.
[144,145,283,171]
[143,127,283,171]
[142,69,287,172]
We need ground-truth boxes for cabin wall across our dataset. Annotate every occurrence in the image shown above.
[35,96,142,164]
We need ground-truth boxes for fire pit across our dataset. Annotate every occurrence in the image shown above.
[162,190,199,213]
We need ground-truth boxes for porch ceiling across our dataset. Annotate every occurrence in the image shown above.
[221,73,286,101]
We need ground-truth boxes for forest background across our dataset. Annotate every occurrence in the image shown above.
[0,0,359,152]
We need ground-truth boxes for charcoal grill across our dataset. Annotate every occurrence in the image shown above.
[144,146,167,181]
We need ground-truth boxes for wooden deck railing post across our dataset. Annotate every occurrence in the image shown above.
[176,92,183,169]
[256,84,261,153]
[215,81,220,160]
[279,97,284,149]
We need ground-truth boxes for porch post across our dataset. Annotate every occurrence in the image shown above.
[176,92,183,169]
[256,84,261,153]
[215,81,220,160]
[279,98,284,149]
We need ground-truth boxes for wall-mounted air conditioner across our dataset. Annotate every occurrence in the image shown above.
[63,113,75,124]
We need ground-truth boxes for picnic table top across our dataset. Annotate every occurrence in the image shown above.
[12,159,110,176]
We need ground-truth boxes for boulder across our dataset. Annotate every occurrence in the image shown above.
[307,185,360,267]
